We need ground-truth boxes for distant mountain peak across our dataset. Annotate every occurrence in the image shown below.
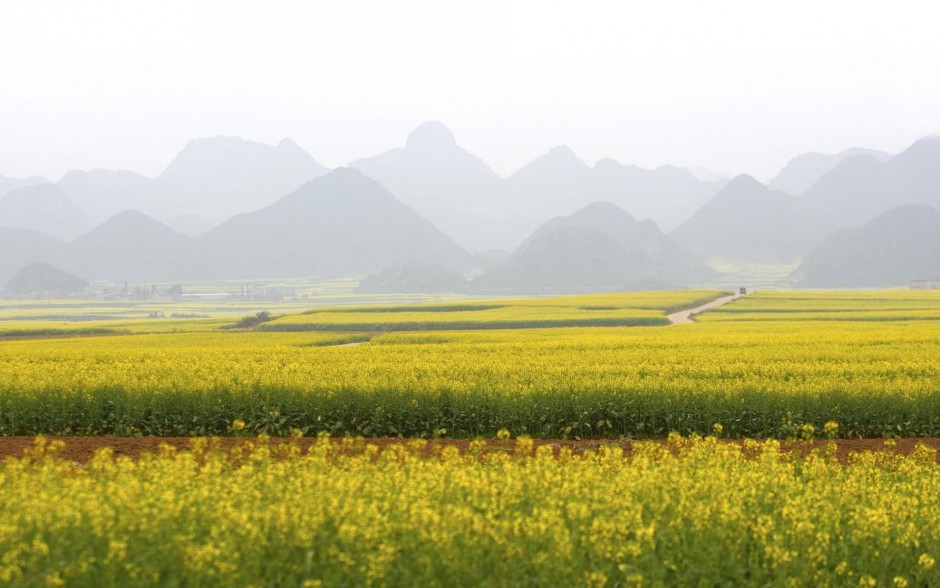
[894,134,940,163]
[540,145,588,169]
[592,157,621,170]
[571,201,638,223]
[1,181,70,204]
[166,135,323,166]
[791,203,940,287]
[0,183,90,241]
[509,145,589,181]
[768,146,891,196]
[85,209,183,240]
[833,152,883,172]
[105,209,164,225]
[869,202,940,226]
[546,144,577,158]
[720,174,765,196]
[406,121,457,150]
[277,137,301,149]
[275,138,314,157]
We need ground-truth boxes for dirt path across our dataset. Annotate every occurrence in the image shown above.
[668,293,742,325]
[2,436,937,464]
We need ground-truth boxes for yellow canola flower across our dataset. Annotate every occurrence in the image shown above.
[1,302,940,438]
[0,437,938,586]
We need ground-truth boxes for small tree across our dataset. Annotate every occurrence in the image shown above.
[235,311,273,329]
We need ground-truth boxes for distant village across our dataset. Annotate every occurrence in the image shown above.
[4,271,302,302]
[86,283,301,302]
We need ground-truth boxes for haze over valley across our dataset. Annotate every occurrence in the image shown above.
[3,1,940,297]
[1,124,939,295]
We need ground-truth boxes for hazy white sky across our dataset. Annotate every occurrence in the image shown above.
[1,0,939,181]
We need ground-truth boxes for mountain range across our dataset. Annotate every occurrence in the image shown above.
[2,125,939,291]
[508,147,725,235]
[469,202,714,294]
[0,168,469,286]
[0,183,91,241]
[672,136,940,268]
[790,204,940,287]
[349,121,524,251]
[2,136,330,241]
[767,147,892,196]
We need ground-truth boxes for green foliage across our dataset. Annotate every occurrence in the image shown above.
[232,311,274,329]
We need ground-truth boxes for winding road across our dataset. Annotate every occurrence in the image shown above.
[667,293,742,325]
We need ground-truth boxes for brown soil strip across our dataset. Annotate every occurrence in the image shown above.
[2,436,939,464]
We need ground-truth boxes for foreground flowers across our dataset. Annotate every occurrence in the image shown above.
[1,436,939,587]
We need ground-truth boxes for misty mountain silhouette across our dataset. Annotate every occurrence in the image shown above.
[5,130,940,290]
[192,167,470,279]
[794,136,940,247]
[52,136,329,233]
[790,204,940,287]
[508,147,724,233]
[587,160,724,232]
[4,262,87,296]
[507,145,591,213]
[471,201,711,293]
[58,169,156,226]
[349,121,524,251]
[672,137,940,265]
[62,210,190,282]
[768,147,891,196]
[0,183,91,241]
[0,228,66,286]
[0,175,50,199]
[671,175,804,262]
[1,169,471,284]
[156,136,329,222]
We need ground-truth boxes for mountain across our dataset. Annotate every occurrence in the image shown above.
[0,183,91,241]
[0,175,50,198]
[588,160,724,232]
[790,204,940,287]
[531,202,714,283]
[671,136,940,264]
[349,121,523,251]
[507,148,724,233]
[155,136,329,222]
[4,262,88,296]
[62,210,191,282]
[55,137,329,229]
[471,201,713,294]
[4,168,471,284]
[0,228,66,286]
[795,136,940,245]
[506,145,591,213]
[57,169,156,226]
[671,175,804,263]
[193,167,471,279]
[768,147,892,196]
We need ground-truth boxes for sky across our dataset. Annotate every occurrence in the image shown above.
[1,0,939,182]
